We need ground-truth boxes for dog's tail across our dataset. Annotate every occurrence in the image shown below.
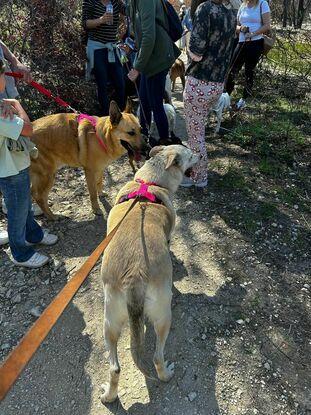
[126,283,154,379]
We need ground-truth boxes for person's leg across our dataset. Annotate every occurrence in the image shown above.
[108,52,125,111]
[0,169,42,262]
[147,69,169,141]
[93,49,110,115]
[138,74,152,137]
[243,39,264,99]
[224,42,246,96]
[183,76,223,184]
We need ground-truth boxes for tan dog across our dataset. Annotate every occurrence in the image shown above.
[170,58,186,92]
[100,145,198,403]
[30,102,149,219]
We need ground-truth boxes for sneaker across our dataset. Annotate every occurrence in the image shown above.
[2,198,43,217]
[26,231,58,246]
[0,230,9,246]
[180,176,208,188]
[12,252,49,268]
[180,176,195,187]
[236,98,246,110]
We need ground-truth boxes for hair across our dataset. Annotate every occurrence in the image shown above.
[0,59,5,75]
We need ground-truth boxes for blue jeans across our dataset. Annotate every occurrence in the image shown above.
[93,48,125,115]
[139,70,169,140]
[0,168,43,262]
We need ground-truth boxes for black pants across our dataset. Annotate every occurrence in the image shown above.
[225,39,263,99]
[93,48,125,115]
[139,69,169,140]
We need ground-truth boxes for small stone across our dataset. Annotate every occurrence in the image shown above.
[264,362,271,370]
[12,294,22,304]
[201,334,207,340]
[1,343,10,350]
[236,319,245,325]
[293,205,299,210]
[29,306,41,318]
[188,392,197,402]
[5,288,12,299]
[53,260,63,271]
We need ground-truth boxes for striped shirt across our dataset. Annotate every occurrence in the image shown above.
[82,0,125,44]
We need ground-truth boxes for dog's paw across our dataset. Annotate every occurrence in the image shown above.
[158,361,175,382]
[100,384,118,404]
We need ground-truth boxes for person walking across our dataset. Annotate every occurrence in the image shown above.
[128,0,181,147]
[82,0,126,115]
[224,0,271,110]
[182,0,236,188]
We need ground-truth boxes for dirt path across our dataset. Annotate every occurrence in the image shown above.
[1,72,310,415]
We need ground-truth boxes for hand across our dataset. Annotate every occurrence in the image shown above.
[99,13,113,25]
[245,32,253,41]
[188,50,202,62]
[0,100,18,119]
[14,62,32,83]
[128,69,140,82]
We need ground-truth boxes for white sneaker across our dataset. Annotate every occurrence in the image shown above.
[236,98,246,110]
[26,231,58,246]
[180,176,208,188]
[12,252,49,268]
[1,198,43,217]
[0,230,9,246]
[180,176,195,188]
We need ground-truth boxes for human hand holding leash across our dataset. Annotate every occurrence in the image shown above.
[128,68,140,82]
[13,62,32,83]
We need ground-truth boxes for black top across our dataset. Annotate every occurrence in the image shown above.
[186,0,237,83]
[82,0,125,44]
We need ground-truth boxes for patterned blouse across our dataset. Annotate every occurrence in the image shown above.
[186,0,237,83]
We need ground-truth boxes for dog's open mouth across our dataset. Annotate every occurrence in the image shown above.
[120,140,141,161]
[184,167,193,177]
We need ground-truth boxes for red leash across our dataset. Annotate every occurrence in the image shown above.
[5,72,77,112]
[5,72,108,152]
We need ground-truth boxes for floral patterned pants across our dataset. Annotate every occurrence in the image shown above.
[183,76,224,183]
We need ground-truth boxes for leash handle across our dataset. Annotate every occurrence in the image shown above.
[0,197,138,401]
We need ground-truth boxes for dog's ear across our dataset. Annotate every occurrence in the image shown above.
[124,97,134,114]
[109,101,122,126]
[165,153,181,170]
[149,145,165,158]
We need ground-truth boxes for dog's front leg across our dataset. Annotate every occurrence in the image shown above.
[84,168,102,215]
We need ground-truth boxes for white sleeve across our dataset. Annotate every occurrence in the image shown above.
[0,115,24,140]
[261,1,270,14]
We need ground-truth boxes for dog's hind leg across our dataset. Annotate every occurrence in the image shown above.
[146,286,174,382]
[31,170,57,220]
[101,286,127,403]
[84,168,102,215]
[181,74,186,90]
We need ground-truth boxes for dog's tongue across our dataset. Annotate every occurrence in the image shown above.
[134,152,141,162]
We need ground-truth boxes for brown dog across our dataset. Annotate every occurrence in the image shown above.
[169,58,186,92]
[30,102,149,220]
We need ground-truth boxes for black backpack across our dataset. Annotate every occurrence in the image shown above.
[159,0,183,42]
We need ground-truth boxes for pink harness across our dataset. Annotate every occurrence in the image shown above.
[77,113,108,152]
[121,179,158,203]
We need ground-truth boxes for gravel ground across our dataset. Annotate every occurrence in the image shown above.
[0,73,310,415]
